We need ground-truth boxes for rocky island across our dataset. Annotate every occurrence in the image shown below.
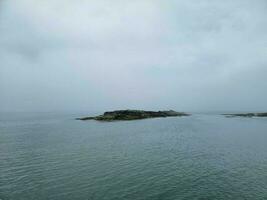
[77,110,190,121]
[223,112,267,118]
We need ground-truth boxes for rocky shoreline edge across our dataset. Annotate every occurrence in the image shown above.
[77,110,190,121]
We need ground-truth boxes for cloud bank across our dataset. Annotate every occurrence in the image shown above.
[1,0,267,112]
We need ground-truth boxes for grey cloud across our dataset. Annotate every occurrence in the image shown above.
[0,0,267,112]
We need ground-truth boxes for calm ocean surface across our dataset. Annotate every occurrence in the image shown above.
[0,112,267,200]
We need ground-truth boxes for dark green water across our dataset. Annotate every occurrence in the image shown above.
[1,112,267,200]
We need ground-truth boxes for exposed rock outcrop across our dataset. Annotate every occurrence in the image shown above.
[77,110,190,121]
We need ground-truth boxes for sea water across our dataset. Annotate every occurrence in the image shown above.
[0,112,267,200]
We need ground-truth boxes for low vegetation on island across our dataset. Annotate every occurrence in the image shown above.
[223,113,267,118]
[77,110,190,121]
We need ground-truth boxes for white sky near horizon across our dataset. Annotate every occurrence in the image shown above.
[0,0,267,112]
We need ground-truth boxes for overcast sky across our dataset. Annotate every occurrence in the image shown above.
[0,0,267,112]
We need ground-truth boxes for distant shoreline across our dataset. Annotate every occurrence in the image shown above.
[76,110,190,121]
[223,112,267,118]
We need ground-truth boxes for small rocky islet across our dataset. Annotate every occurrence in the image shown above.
[223,113,267,118]
[77,110,190,121]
